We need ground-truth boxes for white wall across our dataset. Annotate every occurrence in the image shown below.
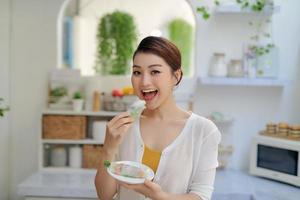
[194,0,300,170]
[0,0,11,199]
[9,0,65,199]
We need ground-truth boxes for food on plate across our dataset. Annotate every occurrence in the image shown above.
[104,160,146,179]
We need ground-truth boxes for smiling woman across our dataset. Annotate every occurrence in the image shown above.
[95,36,221,200]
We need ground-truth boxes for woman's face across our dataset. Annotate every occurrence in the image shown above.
[131,52,179,110]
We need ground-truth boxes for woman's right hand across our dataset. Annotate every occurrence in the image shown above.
[103,112,134,156]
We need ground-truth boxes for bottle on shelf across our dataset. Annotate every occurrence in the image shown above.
[93,91,101,111]
[69,145,82,168]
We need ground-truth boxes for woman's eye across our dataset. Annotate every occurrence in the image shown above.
[151,70,161,75]
[132,71,141,76]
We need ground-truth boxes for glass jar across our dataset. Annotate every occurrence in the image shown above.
[50,145,67,167]
[69,145,82,168]
[228,59,244,77]
[209,53,227,77]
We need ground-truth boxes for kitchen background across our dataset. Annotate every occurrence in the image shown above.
[0,0,300,200]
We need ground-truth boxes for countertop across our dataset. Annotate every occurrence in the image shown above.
[18,169,300,200]
[213,169,300,200]
[18,170,98,199]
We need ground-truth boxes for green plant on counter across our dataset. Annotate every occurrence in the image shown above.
[0,98,9,117]
[49,86,68,103]
[50,86,68,97]
[168,19,194,76]
[95,10,138,75]
[73,91,83,99]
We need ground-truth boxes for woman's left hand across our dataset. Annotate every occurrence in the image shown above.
[117,179,168,200]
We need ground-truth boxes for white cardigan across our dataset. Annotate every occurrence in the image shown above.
[117,113,221,200]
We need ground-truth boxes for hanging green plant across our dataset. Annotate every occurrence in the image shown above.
[0,98,9,117]
[95,10,138,75]
[168,19,194,76]
[197,0,275,20]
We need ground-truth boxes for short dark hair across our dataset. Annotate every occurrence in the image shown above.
[133,36,183,85]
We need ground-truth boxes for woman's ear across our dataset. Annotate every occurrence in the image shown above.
[173,69,182,86]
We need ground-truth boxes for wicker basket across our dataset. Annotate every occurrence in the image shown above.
[43,115,87,139]
[82,145,103,169]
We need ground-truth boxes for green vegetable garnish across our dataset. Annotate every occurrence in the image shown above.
[104,160,111,168]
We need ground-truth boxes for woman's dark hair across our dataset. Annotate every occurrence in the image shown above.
[133,36,183,85]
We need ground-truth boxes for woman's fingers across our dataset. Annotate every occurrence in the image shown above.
[108,112,131,127]
[118,123,133,135]
[107,117,133,137]
[113,116,134,130]
[144,180,160,191]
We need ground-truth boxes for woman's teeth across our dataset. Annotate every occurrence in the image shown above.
[142,89,157,95]
[142,89,156,93]
[141,89,158,100]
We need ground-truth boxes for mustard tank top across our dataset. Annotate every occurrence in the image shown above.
[142,145,161,173]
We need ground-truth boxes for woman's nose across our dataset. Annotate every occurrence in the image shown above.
[141,74,151,86]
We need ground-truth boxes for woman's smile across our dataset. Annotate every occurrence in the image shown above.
[141,89,159,102]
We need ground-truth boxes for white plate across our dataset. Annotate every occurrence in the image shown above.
[107,161,154,184]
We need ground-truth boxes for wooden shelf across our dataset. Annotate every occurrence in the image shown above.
[198,77,289,87]
[40,110,115,172]
[215,4,280,14]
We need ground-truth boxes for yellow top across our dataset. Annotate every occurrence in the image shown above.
[142,145,162,173]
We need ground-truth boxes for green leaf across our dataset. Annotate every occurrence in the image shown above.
[197,7,210,20]
[104,160,111,168]
[73,91,82,99]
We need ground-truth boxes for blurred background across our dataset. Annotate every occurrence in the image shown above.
[0,0,300,200]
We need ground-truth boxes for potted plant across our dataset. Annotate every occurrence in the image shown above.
[168,19,194,76]
[0,98,9,117]
[49,86,68,104]
[94,10,138,75]
[72,91,84,111]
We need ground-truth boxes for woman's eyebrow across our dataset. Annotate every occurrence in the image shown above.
[148,64,162,68]
[132,64,162,68]
[132,65,141,68]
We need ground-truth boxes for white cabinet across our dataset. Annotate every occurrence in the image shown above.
[39,110,119,172]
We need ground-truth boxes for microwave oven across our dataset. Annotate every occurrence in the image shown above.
[250,135,300,187]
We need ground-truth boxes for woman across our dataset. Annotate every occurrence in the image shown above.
[95,36,221,200]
